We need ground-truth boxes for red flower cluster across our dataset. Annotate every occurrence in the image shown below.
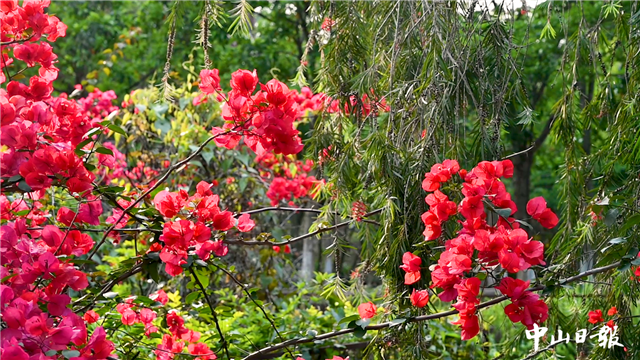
[526,197,559,229]
[0,0,66,83]
[496,278,548,329]
[588,306,618,326]
[272,244,291,254]
[116,297,159,336]
[0,3,119,359]
[407,159,555,340]
[257,154,323,206]
[420,160,460,240]
[410,289,429,308]
[1,192,48,228]
[451,277,481,340]
[76,87,118,122]
[155,311,216,360]
[200,69,313,157]
[321,17,336,32]
[0,219,105,360]
[152,181,255,276]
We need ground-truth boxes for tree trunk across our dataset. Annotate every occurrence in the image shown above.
[513,153,534,221]
[322,237,334,273]
[300,213,316,281]
[513,153,535,281]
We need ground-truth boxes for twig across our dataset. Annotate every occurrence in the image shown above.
[237,206,322,217]
[189,267,231,360]
[226,208,383,246]
[501,145,535,160]
[74,263,144,313]
[0,34,35,46]
[241,261,622,360]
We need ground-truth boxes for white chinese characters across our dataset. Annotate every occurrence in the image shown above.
[525,323,624,351]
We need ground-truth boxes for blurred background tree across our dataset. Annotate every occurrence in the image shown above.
[50,1,316,96]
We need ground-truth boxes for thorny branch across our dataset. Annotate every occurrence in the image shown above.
[226,208,383,246]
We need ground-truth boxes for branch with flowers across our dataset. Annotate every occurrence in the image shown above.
[239,233,623,359]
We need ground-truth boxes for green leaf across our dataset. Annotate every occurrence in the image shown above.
[619,214,640,233]
[147,261,160,283]
[194,259,208,267]
[540,21,556,40]
[17,181,32,193]
[1,273,18,283]
[107,123,127,136]
[15,209,30,216]
[193,268,210,288]
[75,138,92,155]
[62,350,80,359]
[67,258,97,265]
[95,147,114,156]
[494,208,513,218]
[185,291,200,304]
[353,326,367,338]
[389,318,406,327]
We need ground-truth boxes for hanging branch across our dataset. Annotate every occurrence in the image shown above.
[160,1,180,102]
[241,260,623,360]
[198,0,212,69]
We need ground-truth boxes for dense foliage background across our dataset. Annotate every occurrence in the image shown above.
[1,1,639,360]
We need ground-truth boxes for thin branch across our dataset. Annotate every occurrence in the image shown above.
[236,206,322,217]
[74,263,144,313]
[226,208,383,246]
[212,263,296,359]
[501,145,535,160]
[531,115,555,153]
[0,34,35,46]
[189,267,231,360]
[241,261,622,360]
